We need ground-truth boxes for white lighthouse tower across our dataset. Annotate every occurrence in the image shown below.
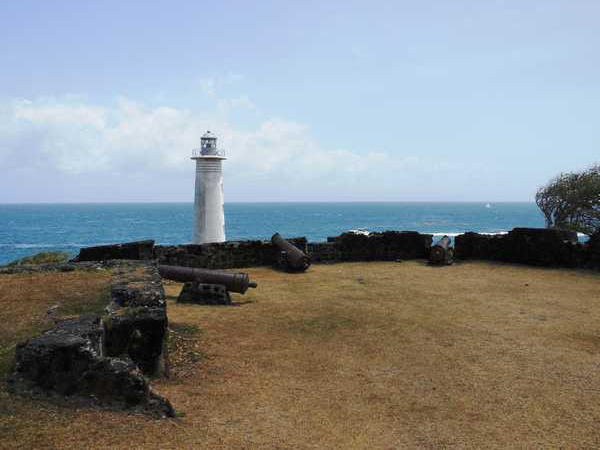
[191,131,226,244]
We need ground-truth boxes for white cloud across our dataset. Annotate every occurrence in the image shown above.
[1,96,407,179]
[0,94,486,201]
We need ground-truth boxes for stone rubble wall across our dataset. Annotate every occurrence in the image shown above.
[68,228,600,271]
[588,232,600,268]
[454,228,597,268]
[334,231,432,261]
[9,261,174,418]
[154,233,432,268]
[74,240,155,262]
[154,238,308,269]
[306,242,339,263]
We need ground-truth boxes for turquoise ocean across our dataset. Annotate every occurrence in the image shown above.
[0,202,549,265]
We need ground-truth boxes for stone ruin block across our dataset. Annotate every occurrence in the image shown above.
[10,315,103,396]
[177,282,231,305]
[103,307,168,375]
[9,261,174,418]
[110,264,166,309]
[9,314,174,418]
[105,262,168,376]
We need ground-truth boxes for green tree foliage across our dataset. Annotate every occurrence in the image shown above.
[535,164,600,235]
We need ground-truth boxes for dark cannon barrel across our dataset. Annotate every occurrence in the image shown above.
[429,235,453,265]
[271,233,311,272]
[158,265,257,294]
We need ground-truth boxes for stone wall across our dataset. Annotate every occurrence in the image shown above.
[306,242,339,263]
[154,238,307,269]
[154,233,432,268]
[154,232,433,267]
[74,240,155,262]
[588,232,600,268]
[335,231,432,261]
[9,261,174,418]
[454,228,590,268]
[70,229,600,271]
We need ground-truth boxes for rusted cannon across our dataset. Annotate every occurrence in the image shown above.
[429,235,454,265]
[158,265,257,294]
[271,233,311,272]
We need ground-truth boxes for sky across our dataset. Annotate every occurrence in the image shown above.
[0,0,599,203]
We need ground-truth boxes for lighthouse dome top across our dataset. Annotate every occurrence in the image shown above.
[192,131,226,159]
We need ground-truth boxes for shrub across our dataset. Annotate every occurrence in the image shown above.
[535,164,600,235]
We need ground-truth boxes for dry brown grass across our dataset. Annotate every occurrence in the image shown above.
[2,261,600,449]
[0,269,111,378]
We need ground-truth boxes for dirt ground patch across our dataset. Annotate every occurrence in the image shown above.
[2,261,600,449]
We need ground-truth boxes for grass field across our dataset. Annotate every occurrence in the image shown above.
[2,261,600,449]
[0,269,111,381]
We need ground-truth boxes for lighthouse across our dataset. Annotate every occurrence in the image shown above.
[191,131,226,244]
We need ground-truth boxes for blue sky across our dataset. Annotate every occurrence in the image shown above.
[1,0,598,202]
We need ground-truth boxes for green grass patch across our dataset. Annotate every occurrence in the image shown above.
[6,251,70,266]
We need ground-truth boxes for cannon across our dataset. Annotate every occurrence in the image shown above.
[429,235,454,265]
[271,233,311,272]
[158,265,257,305]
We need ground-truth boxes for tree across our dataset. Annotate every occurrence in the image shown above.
[535,164,600,235]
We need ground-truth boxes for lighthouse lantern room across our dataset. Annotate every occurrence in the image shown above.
[191,131,226,244]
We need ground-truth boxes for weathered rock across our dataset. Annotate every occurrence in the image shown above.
[78,357,174,418]
[105,263,168,376]
[74,240,155,262]
[110,264,166,309]
[177,282,231,305]
[10,315,103,395]
[104,307,168,374]
[9,315,174,418]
